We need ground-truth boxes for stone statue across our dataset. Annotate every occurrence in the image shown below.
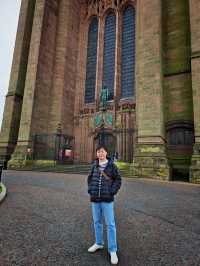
[100,85,109,109]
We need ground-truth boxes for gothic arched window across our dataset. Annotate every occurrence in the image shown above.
[102,12,116,100]
[121,6,136,98]
[85,17,99,103]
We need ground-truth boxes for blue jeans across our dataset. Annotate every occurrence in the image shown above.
[91,202,117,252]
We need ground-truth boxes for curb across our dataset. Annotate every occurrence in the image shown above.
[0,182,7,203]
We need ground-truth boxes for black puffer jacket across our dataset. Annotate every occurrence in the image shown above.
[87,158,122,202]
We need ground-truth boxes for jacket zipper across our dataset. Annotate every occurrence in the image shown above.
[98,173,102,197]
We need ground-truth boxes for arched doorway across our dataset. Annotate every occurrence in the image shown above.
[94,130,116,158]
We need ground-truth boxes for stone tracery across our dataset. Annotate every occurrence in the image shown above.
[86,0,135,17]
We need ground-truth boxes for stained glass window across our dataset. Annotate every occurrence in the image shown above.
[102,12,116,100]
[121,6,135,98]
[85,17,98,103]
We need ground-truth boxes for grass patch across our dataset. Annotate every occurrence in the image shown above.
[115,161,135,177]
[115,161,131,170]
[0,184,2,194]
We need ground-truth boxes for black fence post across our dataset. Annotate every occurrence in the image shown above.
[0,164,3,183]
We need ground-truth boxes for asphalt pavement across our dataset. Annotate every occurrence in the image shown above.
[0,170,200,266]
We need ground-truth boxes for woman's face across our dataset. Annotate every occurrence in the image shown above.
[97,148,107,161]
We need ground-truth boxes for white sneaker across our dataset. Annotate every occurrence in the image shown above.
[88,243,104,253]
[110,252,118,265]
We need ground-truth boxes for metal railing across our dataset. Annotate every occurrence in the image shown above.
[32,133,74,163]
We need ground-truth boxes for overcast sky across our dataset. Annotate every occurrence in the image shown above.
[0,1,21,128]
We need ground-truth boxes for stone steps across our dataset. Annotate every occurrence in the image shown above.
[14,162,134,178]
[30,164,92,175]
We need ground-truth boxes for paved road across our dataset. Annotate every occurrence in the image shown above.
[0,171,200,266]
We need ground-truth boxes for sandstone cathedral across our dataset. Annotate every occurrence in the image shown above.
[0,0,200,183]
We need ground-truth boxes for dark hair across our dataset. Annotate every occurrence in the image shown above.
[96,145,108,153]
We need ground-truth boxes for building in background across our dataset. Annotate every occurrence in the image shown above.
[0,0,200,183]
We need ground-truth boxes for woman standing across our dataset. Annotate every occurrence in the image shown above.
[87,145,122,265]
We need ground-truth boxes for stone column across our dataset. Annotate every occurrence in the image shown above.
[74,4,88,115]
[0,0,36,166]
[133,0,170,179]
[48,0,71,132]
[49,0,80,136]
[8,0,46,166]
[189,0,200,183]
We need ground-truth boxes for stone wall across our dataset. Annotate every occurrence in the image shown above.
[11,0,47,161]
[132,0,170,180]
[162,0,192,123]
[6,0,81,166]
[0,0,36,164]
